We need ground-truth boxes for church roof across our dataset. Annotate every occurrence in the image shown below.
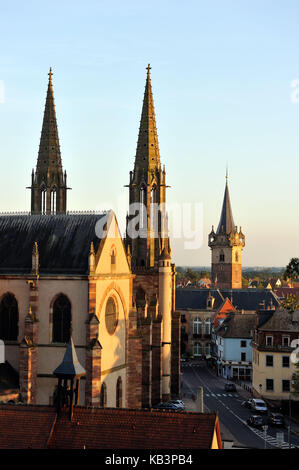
[0,405,221,449]
[175,288,280,312]
[0,213,107,275]
[216,179,235,235]
[134,64,161,172]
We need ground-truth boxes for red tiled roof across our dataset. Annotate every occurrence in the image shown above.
[0,405,220,449]
[48,407,219,449]
[0,405,56,449]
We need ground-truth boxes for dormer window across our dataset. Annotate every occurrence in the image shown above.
[266,335,273,347]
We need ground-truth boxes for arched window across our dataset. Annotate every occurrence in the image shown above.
[0,293,18,341]
[51,187,57,214]
[193,317,202,335]
[111,248,116,273]
[105,297,118,335]
[100,382,107,408]
[235,252,239,262]
[52,294,71,343]
[140,186,146,229]
[41,186,47,214]
[116,377,122,408]
[150,185,156,230]
[219,251,225,262]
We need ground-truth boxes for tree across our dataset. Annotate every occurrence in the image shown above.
[284,258,299,282]
[282,294,299,314]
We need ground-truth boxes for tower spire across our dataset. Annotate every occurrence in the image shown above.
[134,64,161,172]
[29,68,69,214]
[216,173,235,235]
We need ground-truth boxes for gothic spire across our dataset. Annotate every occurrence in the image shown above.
[30,69,68,214]
[36,67,62,173]
[216,174,235,235]
[134,64,161,172]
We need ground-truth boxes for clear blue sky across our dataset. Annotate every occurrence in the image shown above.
[1,0,299,267]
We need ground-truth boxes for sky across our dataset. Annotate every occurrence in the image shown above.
[0,0,299,267]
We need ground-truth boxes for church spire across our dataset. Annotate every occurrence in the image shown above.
[29,68,69,214]
[134,64,161,172]
[36,67,62,172]
[216,173,235,235]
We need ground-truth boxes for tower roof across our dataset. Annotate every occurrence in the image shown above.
[53,338,86,379]
[36,68,63,175]
[216,176,235,235]
[134,64,161,172]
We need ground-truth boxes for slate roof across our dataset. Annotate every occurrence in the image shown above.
[0,405,221,449]
[215,313,257,338]
[175,288,280,312]
[216,181,235,235]
[0,213,108,274]
[54,338,86,378]
[258,307,299,332]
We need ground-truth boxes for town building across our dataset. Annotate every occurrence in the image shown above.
[0,66,180,409]
[208,174,245,289]
[252,307,299,404]
[176,287,279,359]
[213,312,257,381]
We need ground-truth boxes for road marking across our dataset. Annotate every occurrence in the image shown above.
[187,365,293,449]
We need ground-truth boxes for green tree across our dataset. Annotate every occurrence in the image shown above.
[284,258,299,282]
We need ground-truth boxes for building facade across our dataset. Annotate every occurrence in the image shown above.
[0,67,180,408]
[252,307,299,403]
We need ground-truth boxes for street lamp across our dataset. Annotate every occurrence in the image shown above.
[259,383,262,398]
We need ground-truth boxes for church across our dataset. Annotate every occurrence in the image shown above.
[0,67,180,408]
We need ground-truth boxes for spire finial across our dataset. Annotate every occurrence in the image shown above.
[147,63,151,78]
[226,164,228,183]
[48,67,53,83]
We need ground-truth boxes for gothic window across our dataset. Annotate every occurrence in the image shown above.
[150,185,156,230]
[0,293,18,341]
[51,187,57,214]
[105,297,118,335]
[193,317,202,335]
[219,251,225,262]
[41,186,47,214]
[100,383,107,408]
[111,248,116,273]
[235,252,239,262]
[140,186,146,229]
[52,294,71,343]
[116,377,122,408]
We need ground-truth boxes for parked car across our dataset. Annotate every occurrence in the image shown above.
[243,398,268,414]
[268,412,285,427]
[247,415,265,428]
[251,399,268,414]
[168,400,185,410]
[152,402,181,411]
[224,383,237,392]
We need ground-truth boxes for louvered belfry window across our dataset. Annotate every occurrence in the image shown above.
[53,294,71,343]
[0,293,18,341]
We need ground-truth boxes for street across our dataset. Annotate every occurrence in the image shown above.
[181,362,299,449]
